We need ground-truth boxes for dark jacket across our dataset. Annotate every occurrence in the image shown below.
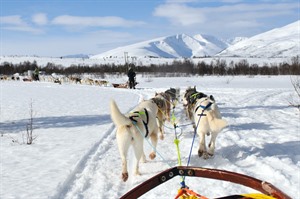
[127,69,136,81]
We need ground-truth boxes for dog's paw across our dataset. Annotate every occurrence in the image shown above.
[159,134,164,140]
[134,171,141,176]
[207,152,214,157]
[141,154,147,163]
[203,152,210,159]
[149,152,156,160]
[202,152,214,159]
[198,149,204,157]
[122,172,129,182]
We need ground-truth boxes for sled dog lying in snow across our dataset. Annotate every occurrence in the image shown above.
[110,99,159,182]
[193,96,227,159]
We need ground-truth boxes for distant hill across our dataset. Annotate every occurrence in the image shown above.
[61,54,90,59]
[90,33,229,59]
[217,20,299,58]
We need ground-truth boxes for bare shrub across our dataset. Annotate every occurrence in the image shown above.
[26,99,37,144]
[289,76,300,111]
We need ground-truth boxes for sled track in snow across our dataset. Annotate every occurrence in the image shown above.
[50,93,145,199]
[50,124,122,199]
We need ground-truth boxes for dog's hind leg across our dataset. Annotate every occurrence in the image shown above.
[132,139,145,176]
[197,131,207,158]
[149,133,158,160]
[207,132,218,157]
[158,119,165,140]
[116,128,131,182]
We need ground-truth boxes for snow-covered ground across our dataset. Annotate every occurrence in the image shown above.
[1,75,299,199]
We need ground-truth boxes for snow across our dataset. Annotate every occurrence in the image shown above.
[1,75,299,199]
[89,33,228,59]
[218,20,300,58]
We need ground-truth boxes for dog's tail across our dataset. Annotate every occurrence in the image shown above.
[110,99,132,127]
[210,118,228,133]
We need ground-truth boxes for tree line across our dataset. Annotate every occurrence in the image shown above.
[0,56,299,76]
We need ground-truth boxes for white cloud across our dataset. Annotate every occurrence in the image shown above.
[165,0,198,3]
[32,13,48,25]
[154,2,299,28]
[153,4,205,26]
[0,15,43,34]
[2,26,43,34]
[52,15,145,28]
[0,15,24,25]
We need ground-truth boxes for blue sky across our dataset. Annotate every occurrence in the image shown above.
[0,0,299,57]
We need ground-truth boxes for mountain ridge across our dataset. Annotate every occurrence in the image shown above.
[90,33,229,59]
[90,20,299,59]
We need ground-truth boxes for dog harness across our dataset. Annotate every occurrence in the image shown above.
[189,92,207,104]
[194,99,213,116]
[129,108,149,137]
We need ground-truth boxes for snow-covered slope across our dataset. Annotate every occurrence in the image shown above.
[218,20,300,58]
[90,34,229,59]
[226,37,248,45]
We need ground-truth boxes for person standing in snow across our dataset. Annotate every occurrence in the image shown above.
[127,67,136,89]
[33,67,40,81]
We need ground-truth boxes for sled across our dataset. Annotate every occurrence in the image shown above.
[112,82,138,89]
[120,166,291,199]
[112,83,128,88]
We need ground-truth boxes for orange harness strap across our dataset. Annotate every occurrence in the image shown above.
[174,187,209,199]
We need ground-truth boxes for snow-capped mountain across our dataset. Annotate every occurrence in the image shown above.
[226,37,248,45]
[218,20,300,58]
[90,33,229,59]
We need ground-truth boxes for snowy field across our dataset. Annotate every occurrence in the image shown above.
[1,75,299,199]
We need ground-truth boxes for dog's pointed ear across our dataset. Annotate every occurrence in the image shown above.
[210,95,215,102]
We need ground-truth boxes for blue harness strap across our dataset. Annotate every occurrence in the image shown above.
[194,102,213,114]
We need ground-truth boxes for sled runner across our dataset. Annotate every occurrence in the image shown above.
[121,166,291,199]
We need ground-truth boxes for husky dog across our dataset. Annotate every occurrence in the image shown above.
[183,86,208,122]
[110,99,159,182]
[165,87,180,106]
[193,96,227,159]
[151,94,169,140]
[155,92,171,121]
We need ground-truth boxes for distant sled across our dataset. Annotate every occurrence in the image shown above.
[112,82,138,89]
[121,166,291,199]
[112,83,128,88]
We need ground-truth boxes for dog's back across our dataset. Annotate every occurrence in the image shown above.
[194,97,227,133]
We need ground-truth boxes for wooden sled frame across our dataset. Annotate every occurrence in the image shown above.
[121,166,291,199]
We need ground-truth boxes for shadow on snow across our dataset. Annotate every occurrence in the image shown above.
[0,114,111,134]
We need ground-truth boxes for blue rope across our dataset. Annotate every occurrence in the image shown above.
[182,109,205,187]
[132,122,173,168]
